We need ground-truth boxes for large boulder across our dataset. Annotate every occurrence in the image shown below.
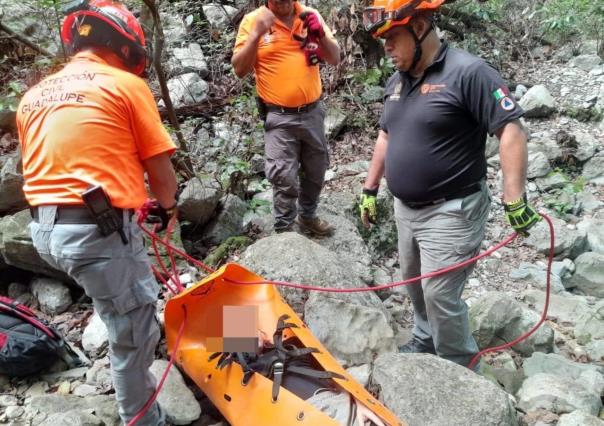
[30,277,72,315]
[0,210,69,280]
[522,290,590,324]
[574,300,604,345]
[164,73,209,107]
[168,43,209,78]
[524,214,587,260]
[305,291,396,365]
[150,360,201,425]
[557,411,604,426]
[372,353,518,426]
[516,373,602,416]
[178,175,222,225]
[523,352,604,396]
[241,233,396,364]
[0,151,27,214]
[519,85,556,118]
[26,395,120,426]
[583,152,604,184]
[567,252,604,298]
[202,195,247,246]
[577,218,604,254]
[470,292,553,356]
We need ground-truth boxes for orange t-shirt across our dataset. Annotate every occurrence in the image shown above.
[17,51,176,209]
[234,3,335,107]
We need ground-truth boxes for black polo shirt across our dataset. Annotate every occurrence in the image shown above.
[379,42,524,203]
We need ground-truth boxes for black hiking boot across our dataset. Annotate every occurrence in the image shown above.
[398,338,437,355]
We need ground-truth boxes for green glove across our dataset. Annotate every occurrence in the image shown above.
[504,193,541,236]
[360,188,378,228]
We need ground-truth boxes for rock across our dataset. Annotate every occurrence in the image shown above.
[72,383,97,397]
[524,214,587,260]
[575,191,602,213]
[178,175,222,225]
[574,300,604,345]
[557,411,604,426]
[30,277,72,315]
[0,395,19,406]
[568,252,604,297]
[523,352,604,396]
[585,340,604,362]
[514,84,528,100]
[509,262,566,294]
[0,210,70,280]
[305,291,396,365]
[41,367,88,386]
[574,131,599,162]
[164,73,208,107]
[526,151,552,179]
[5,405,24,419]
[470,292,553,356]
[29,394,120,426]
[485,134,500,158]
[241,232,369,311]
[346,364,370,387]
[0,108,16,133]
[7,282,28,299]
[0,151,27,214]
[324,108,347,140]
[516,373,602,415]
[528,134,563,162]
[569,54,603,72]
[82,313,108,355]
[37,410,104,426]
[202,195,247,246]
[551,258,575,281]
[519,85,556,118]
[577,218,604,254]
[169,43,209,78]
[372,353,518,426]
[202,4,237,29]
[150,360,201,425]
[480,351,524,395]
[85,358,112,390]
[522,290,589,324]
[534,171,569,192]
[583,152,604,184]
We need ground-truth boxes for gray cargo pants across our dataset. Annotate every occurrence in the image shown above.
[394,181,491,367]
[29,206,164,426]
[264,102,329,230]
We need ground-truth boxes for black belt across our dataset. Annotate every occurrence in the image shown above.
[265,100,319,114]
[30,205,133,224]
[401,182,482,209]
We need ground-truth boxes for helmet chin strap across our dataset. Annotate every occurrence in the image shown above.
[405,18,435,73]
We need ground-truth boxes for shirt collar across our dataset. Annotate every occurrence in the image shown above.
[72,51,108,65]
[398,41,449,80]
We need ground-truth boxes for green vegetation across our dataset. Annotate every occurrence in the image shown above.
[203,236,252,268]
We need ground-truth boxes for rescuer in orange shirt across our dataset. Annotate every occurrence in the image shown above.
[17,1,176,424]
[232,0,341,236]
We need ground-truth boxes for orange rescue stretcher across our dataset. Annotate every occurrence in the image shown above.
[164,263,403,426]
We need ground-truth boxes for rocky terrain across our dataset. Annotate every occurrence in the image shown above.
[0,1,603,425]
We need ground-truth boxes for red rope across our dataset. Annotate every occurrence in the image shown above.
[132,203,555,422]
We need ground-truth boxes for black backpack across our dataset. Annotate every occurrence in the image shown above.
[0,296,80,376]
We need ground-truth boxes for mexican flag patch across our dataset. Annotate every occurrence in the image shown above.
[493,87,509,101]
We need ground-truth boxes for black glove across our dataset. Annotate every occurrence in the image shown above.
[145,200,178,232]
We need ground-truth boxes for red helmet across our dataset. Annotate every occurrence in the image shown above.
[61,0,148,76]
